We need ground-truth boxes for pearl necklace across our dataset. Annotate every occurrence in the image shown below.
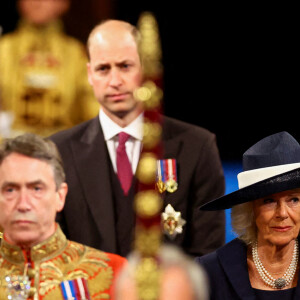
[252,239,299,289]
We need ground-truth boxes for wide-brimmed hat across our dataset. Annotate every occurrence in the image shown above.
[201,131,300,211]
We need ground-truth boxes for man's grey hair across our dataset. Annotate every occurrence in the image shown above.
[115,244,209,300]
[0,133,65,189]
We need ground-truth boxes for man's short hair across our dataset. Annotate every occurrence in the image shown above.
[0,133,65,189]
[86,19,142,61]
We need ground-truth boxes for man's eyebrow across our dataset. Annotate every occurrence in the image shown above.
[116,60,130,65]
[27,180,45,185]
[94,62,110,68]
[1,181,19,188]
[1,181,18,186]
[1,180,45,188]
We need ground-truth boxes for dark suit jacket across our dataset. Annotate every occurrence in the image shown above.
[50,115,225,257]
[196,238,300,300]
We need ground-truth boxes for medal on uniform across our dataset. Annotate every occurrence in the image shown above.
[161,204,186,239]
[6,270,31,300]
[156,159,178,193]
[60,278,91,300]
[156,160,166,193]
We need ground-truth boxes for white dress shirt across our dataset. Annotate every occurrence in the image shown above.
[99,109,143,174]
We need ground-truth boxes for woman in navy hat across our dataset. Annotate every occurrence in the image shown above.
[196,131,300,300]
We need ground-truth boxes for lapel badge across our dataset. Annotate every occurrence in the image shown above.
[156,159,178,193]
[162,204,186,239]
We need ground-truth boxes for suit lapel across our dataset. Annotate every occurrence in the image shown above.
[218,239,256,300]
[162,131,182,159]
[70,118,117,252]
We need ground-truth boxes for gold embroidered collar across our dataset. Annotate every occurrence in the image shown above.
[0,225,67,264]
[18,19,64,36]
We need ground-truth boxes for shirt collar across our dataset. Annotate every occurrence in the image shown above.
[99,109,143,141]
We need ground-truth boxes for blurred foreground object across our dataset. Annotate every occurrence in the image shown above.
[134,79,164,299]
[137,11,163,88]
[115,245,209,300]
[0,111,14,140]
[0,0,99,138]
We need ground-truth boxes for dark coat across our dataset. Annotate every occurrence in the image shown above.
[196,238,300,300]
[50,115,225,257]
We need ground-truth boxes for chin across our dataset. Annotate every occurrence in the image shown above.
[268,236,296,247]
[11,232,39,247]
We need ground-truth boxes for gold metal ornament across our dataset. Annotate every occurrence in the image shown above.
[136,153,157,184]
[143,120,162,150]
[134,190,163,218]
[137,11,163,79]
[134,225,162,256]
[165,178,178,193]
[162,204,186,239]
[134,81,163,110]
[156,178,166,193]
[135,257,161,300]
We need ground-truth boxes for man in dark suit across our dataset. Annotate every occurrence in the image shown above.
[50,19,225,258]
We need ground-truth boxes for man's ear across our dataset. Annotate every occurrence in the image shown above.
[56,182,68,212]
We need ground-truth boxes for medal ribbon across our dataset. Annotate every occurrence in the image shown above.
[166,159,177,182]
[61,278,91,300]
[157,160,166,182]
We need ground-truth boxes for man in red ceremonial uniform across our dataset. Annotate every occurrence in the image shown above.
[0,133,125,300]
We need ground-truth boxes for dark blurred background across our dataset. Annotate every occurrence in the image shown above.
[1,1,298,161]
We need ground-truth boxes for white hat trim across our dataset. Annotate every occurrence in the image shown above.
[237,162,300,189]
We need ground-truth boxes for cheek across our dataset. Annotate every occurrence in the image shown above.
[127,71,143,87]
[0,202,11,222]
[255,213,272,232]
[0,212,11,230]
[292,213,300,229]
[133,73,143,86]
[91,77,107,90]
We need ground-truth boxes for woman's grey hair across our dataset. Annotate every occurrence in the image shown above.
[231,201,256,245]
[115,244,209,300]
[0,133,65,189]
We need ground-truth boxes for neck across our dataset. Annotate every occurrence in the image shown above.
[0,225,67,263]
[102,106,143,128]
[19,19,62,32]
[248,239,299,289]
[258,239,295,268]
[3,223,57,249]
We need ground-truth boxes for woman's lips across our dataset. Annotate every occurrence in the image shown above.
[271,226,292,232]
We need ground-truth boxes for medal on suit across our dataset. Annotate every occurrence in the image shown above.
[156,159,178,193]
[156,159,166,193]
[161,204,186,239]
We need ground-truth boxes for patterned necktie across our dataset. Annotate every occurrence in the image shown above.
[116,132,133,195]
